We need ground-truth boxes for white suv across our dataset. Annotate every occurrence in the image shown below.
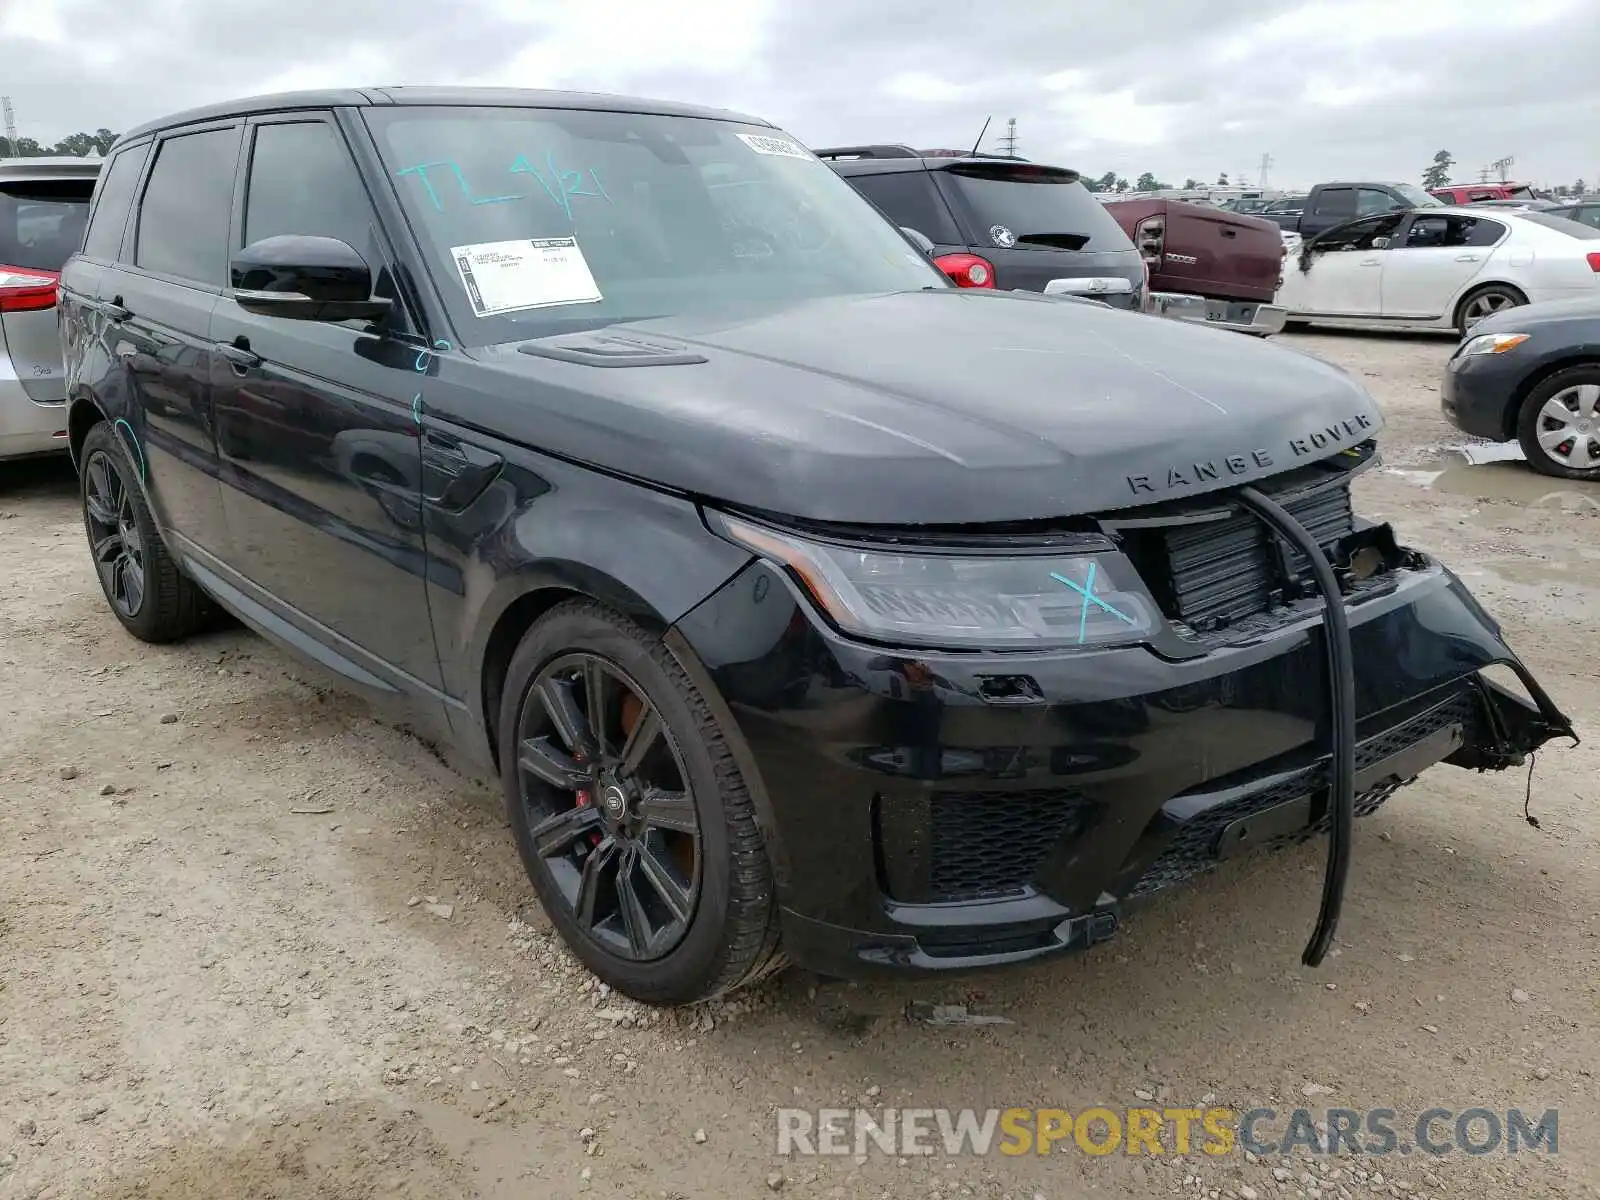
[0,157,99,461]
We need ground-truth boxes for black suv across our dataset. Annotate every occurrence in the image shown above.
[60,88,1570,1004]
[819,145,1147,305]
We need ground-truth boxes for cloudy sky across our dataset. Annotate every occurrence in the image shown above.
[2,0,1597,190]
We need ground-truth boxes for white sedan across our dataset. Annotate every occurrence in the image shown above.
[1275,207,1600,336]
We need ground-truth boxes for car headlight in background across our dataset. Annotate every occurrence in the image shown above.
[1458,332,1529,357]
[715,514,1158,649]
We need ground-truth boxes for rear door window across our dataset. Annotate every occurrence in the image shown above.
[846,170,960,244]
[937,164,1133,251]
[1312,187,1356,218]
[1401,215,1503,249]
[0,176,96,272]
[82,144,149,262]
[136,126,243,286]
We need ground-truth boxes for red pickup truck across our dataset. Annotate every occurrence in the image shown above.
[1102,198,1287,335]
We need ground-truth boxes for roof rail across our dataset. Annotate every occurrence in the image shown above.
[812,144,921,160]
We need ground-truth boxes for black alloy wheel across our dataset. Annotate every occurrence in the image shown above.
[517,652,702,961]
[83,448,145,619]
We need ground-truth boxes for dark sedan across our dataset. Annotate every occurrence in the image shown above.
[1442,296,1600,480]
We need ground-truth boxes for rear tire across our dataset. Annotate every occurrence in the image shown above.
[79,421,206,643]
[1516,365,1600,481]
[1455,284,1527,337]
[497,599,783,1004]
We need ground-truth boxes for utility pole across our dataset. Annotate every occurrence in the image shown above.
[1258,152,1274,190]
[997,118,1018,158]
[1,98,16,155]
[1492,154,1515,182]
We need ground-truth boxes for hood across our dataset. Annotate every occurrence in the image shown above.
[462,289,1382,525]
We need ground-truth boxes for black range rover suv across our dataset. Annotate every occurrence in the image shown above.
[59,87,1571,1004]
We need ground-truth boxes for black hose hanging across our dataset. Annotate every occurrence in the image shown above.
[1236,485,1356,967]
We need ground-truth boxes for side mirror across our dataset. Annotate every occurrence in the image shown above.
[230,235,392,323]
[899,226,936,256]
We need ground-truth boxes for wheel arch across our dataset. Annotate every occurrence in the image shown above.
[1452,279,1529,333]
[1507,356,1600,440]
[475,567,678,774]
[67,391,109,469]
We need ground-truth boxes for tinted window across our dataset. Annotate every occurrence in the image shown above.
[244,121,374,251]
[939,164,1133,251]
[136,128,241,285]
[0,177,94,272]
[846,170,960,244]
[1402,214,1503,249]
[368,107,944,347]
[1391,183,1443,207]
[83,145,149,261]
[1313,187,1355,217]
[1314,213,1405,253]
[1568,205,1600,230]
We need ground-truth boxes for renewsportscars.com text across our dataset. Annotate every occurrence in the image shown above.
[775,1106,1559,1158]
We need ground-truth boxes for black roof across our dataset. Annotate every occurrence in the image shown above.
[119,86,772,144]
[823,153,1075,182]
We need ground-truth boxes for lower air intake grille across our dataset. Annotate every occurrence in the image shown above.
[928,790,1093,902]
[1126,690,1476,899]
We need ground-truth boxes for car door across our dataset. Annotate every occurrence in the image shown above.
[107,124,243,553]
[1287,214,1403,316]
[209,112,443,691]
[1380,214,1505,318]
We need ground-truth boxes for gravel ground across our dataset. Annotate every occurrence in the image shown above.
[1,330,1597,1200]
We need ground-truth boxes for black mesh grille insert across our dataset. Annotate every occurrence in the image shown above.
[1126,690,1476,899]
[928,790,1093,902]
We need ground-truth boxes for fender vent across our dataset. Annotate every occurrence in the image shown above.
[518,333,708,367]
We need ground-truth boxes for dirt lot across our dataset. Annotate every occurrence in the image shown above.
[2,330,1597,1200]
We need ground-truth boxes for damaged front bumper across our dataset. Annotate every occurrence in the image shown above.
[673,557,1573,979]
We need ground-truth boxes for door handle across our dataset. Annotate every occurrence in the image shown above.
[1454,254,1481,262]
[215,338,262,374]
[1220,228,1237,238]
[94,296,132,322]
[1359,259,1381,267]
[421,430,504,510]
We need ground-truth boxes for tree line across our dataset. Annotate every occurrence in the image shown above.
[1087,172,1228,193]
[0,130,120,158]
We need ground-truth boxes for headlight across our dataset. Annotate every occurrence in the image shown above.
[1459,332,1529,357]
[715,514,1159,649]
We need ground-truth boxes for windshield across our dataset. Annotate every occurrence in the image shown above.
[939,164,1133,252]
[1392,183,1442,208]
[0,180,94,272]
[366,107,946,345]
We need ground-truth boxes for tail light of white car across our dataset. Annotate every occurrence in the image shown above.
[933,252,995,288]
[1589,252,1600,272]
[0,267,59,313]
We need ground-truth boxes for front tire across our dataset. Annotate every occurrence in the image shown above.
[79,421,206,643]
[1516,366,1600,481]
[497,599,782,1004]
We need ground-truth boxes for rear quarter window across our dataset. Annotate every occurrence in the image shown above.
[83,144,150,261]
[844,170,960,245]
[0,176,96,272]
[938,164,1132,252]
[1518,213,1600,240]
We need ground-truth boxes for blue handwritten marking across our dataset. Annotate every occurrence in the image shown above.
[113,418,145,481]
[396,154,613,219]
[1050,566,1136,645]
[411,393,423,426]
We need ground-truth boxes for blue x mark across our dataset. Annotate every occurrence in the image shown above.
[1050,564,1138,644]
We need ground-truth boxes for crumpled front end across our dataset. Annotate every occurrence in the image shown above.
[671,454,1574,978]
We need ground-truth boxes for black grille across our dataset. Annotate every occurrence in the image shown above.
[927,790,1093,902]
[1126,690,1476,899]
[1145,483,1355,632]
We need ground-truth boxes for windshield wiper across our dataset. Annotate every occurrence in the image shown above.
[1014,232,1091,251]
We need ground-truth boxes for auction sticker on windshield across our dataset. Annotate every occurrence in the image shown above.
[736,133,813,160]
[450,237,602,317]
